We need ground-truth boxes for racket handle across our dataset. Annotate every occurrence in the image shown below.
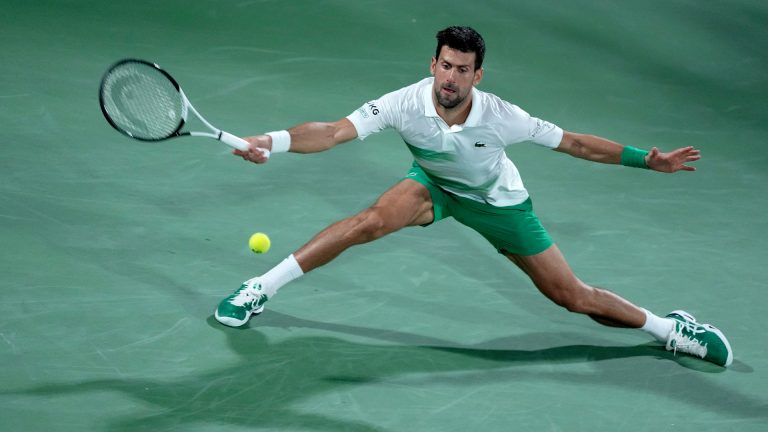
[219,131,271,158]
[218,131,252,152]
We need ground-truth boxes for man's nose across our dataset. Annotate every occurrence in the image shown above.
[446,68,456,82]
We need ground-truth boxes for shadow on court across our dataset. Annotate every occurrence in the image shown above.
[5,311,766,432]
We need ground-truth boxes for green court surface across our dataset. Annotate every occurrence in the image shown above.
[2,0,767,430]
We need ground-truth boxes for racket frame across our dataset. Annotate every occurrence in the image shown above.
[99,58,252,152]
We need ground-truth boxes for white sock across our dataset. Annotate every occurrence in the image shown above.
[258,254,304,298]
[641,308,675,342]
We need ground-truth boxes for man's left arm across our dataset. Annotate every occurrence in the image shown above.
[554,131,701,173]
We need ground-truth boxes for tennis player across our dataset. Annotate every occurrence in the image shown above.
[215,26,732,367]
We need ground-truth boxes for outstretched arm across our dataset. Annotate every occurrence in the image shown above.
[234,118,358,164]
[554,131,701,173]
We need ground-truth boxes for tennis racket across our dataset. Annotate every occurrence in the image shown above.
[99,58,265,155]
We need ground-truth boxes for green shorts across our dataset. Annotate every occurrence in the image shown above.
[405,162,553,256]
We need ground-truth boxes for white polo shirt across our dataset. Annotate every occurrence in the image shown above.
[346,77,563,207]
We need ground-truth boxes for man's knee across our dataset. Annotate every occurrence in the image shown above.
[347,207,392,242]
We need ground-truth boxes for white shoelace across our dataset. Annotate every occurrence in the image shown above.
[228,279,263,307]
[666,320,708,359]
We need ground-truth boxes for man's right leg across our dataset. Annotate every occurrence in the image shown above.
[293,179,436,272]
[215,179,435,327]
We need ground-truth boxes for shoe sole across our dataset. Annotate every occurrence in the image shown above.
[214,305,265,328]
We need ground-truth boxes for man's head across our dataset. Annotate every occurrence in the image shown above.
[430,26,485,110]
[435,26,485,70]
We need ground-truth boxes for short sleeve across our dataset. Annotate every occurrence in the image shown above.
[346,89,403,140]
[527,116,563,148]
[498,100,563,148]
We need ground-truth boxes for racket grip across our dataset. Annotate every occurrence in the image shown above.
[218,131,252,152]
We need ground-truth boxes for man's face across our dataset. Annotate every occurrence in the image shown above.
[430,45,483,110]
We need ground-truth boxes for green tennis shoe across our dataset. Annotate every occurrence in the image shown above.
[665,310,733,367]
[215,278,268,327]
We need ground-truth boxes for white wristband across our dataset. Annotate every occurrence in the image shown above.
[266,130,291,153]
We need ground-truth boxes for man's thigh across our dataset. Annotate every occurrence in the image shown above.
[371,179,435,228]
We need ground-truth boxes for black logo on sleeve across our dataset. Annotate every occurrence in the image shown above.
[531,119,553,138]
[367,101,379,115]
[474,141,486,147]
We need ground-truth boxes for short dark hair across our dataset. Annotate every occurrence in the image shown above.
[435,26,485,70]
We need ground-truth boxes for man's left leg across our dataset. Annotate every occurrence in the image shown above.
[506,244,733,367]
[214,179,436,327]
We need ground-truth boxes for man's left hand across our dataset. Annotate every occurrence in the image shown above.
[646,146,701,173]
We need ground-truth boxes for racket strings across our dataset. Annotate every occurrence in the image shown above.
[101,62,183,140]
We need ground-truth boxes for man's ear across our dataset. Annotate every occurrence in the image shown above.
[430,57,437,76]
[473,67,484,86]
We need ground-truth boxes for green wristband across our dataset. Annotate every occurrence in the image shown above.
[621,146,650,169]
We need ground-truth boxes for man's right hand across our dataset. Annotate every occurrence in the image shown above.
[233,135,271,164]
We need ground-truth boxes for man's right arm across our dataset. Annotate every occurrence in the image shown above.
[283,118,358,153]
[234,118,358,163]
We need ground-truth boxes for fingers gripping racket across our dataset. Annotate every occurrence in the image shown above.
[99,59,266,155]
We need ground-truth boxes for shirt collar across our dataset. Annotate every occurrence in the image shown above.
[423,78,439,118]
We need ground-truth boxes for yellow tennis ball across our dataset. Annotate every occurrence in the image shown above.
[248,232,271,254]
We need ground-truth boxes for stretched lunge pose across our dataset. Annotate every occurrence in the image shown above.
[215,26,732,367]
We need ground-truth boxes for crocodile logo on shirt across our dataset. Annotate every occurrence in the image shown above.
[474,141,486,147]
